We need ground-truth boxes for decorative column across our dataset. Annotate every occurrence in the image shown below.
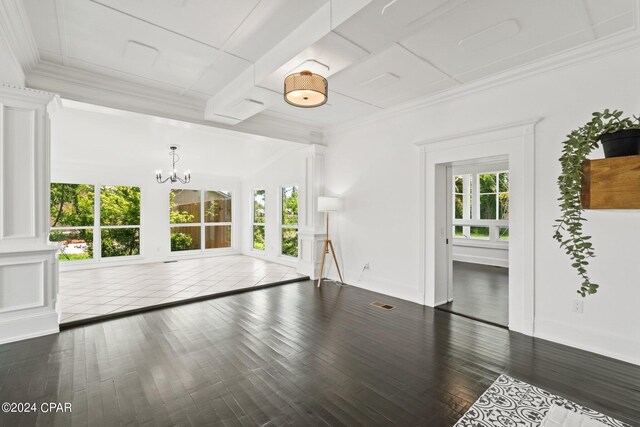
[0,85,60,344]
[296,143,326,279]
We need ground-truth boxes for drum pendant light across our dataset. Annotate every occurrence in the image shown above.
[284,70,328,108]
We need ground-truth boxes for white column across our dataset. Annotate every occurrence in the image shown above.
[0,84,60,344]
[296,144,326,279]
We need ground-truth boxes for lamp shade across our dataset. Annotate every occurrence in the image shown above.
[284,70,328,108]
[318,196,341,212]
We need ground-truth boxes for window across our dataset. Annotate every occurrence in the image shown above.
[452,170,509,242]
[281,186,298,258]
[479,172,509,220]
[50,183,95,261]
[49,183,141,261]
[252,189,265,251]
[204,191,232,249]
[100,185,141,258]
[170,189,232,252]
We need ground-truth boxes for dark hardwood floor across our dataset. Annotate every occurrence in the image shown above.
[438,261,509,327]
[0,281,638,426]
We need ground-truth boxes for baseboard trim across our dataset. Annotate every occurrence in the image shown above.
[0,311,59,344]
[452,254,509,268]
[338,270,420,304]
[535,317,640,366]
[60,276,310,330]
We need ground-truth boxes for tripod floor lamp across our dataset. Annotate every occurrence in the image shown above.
[317,196,344,287]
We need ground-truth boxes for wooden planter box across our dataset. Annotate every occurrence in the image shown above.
[581,155,640,209]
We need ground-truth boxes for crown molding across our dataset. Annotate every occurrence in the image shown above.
[0,0,40,75]
[324,12,640,138]
[26,61,320,144]
[0,83,56,104]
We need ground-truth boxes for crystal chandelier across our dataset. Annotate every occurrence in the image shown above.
[156,146,191,184]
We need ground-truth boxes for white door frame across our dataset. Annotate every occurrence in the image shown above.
[416,119,540,336]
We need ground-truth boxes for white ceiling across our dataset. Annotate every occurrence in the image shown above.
[21,0,638,130]
[53,100,305,177]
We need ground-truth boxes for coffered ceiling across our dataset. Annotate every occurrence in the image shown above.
[16,0,640,138]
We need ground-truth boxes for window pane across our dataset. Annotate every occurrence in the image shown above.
[480,194,497,219]
[499,172,509,192]
[281,186,298,226]
[454,226,464,237]
[170,189,200,224]
[253,225,265,250]
[253,190,265,224]
[171,226,201,251]
[470,226,490,239]
[499,193,509,220]
[101,228,140,257]
[100,185,140,226]
[204,191,232,223]
[454,176,463,193]
[50,183,94,227]
[499,227,509,240]
[479,173,496,193]
[50,229,93,261]
[282,228,298,257]
[454,194,463,219]
[205,225,231,249]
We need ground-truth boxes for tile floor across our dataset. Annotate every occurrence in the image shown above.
[59,255,305,323]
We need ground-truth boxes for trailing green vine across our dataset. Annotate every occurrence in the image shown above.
[554,109,640,297]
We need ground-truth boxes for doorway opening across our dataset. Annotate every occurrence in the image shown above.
[416,119,537,336]
[436,162,510,328]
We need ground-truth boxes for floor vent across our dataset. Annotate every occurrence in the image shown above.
[371,302,395,310]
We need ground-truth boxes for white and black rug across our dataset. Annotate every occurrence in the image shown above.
[455,374,631,427]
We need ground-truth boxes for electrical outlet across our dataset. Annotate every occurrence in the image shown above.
[572,299,583,313]
[363,262,370,271]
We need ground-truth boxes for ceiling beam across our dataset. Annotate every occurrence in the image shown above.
[205,0,372,125]
[0,0,39,84]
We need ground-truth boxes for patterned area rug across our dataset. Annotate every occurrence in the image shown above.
[455,374,631,427]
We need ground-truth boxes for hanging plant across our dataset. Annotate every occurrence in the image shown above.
[554,109,640,297]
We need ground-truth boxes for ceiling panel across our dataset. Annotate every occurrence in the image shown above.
[94,0,259,49]
[329,44,456,108]
[260,31,369,93]
[22,0,62,56]
[400,0,635,83]
[61,0,219,89]
[189,53,252,96]
[224,0,328,62]
[333,0,452,53]
[584,0,634,26]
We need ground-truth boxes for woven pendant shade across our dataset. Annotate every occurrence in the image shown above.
[284,70,328,108]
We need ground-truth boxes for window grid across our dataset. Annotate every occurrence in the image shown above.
[452,171,509,242]
[170,189,232,253]
[252,189,266,251]
[280,185,299,258]
[49,183,141,262]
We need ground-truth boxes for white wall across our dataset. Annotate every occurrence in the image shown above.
[452,243,508,268]
[323,45,640,364]
[240,147,309,268]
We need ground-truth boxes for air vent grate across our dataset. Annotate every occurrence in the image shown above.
[371,302,395,310]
